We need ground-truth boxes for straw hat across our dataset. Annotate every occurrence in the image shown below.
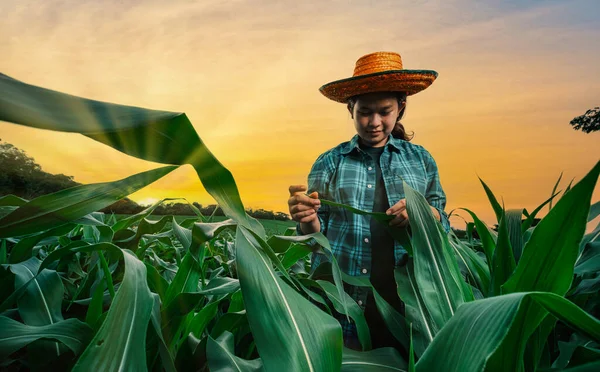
[319,51,437,103]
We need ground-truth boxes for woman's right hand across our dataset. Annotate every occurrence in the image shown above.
[288,185,321,224]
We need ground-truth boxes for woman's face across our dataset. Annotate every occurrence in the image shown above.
[350,92,403,147]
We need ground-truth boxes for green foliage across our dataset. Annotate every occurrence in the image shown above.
[570,107,600,133]
[1,71,599,371]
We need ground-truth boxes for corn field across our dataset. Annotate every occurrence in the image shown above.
[1,72,599,371]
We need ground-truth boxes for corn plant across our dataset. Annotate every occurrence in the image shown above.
[1,72,599,371]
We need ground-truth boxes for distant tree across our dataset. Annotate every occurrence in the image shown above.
[0,139,141,213]
[0,139,293,219]
[570,107,600,133]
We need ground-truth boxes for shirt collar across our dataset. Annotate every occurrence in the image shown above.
[340,134,404,156]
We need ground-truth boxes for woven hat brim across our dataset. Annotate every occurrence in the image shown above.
[319,70,438,103]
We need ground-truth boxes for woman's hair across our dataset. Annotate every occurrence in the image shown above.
[347,91,414,141]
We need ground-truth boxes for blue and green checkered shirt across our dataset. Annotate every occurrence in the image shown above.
[298,134,450,338]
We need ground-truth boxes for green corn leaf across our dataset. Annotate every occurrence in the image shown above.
[188,300,221,338]
[211,310,248,339]
[0,166,177,239]
[0,316,92,360]
[340,347,407,371]
[394,262,436,357]
[317,280,372,351]
[521,192,561,234]
[0,194,28,207]
[0,239,6,265]
[9,223,76,263]
[404,181,472,331]
[235,225,342,372]
[207,331,263,372]
[85,280,105,329]
[549,171,564,211]
[506,209,524,262]
[10,257,65,357]
[0,73,261,233]
[478,177,503,224]
[491,213,515,296]
[163,252,201,308]
[447,232,490,296]
[150,293,177,372]
[502,160,600,295]
[72,249,154,372]
[256,232,349,317]
[575,241,600,277]
[415,292,600,372]
[457,208,497,269]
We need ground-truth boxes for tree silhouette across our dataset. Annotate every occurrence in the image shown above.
[570,107,600,133]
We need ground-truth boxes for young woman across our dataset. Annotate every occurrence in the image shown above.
[287,51,450,352]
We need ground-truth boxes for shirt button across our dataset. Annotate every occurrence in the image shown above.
[364,238,369,243]
[368,166,373,171]
[361,268,368,274]
[358,300,363,306]
[367,184,372,188]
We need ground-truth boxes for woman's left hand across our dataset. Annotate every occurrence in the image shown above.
[386,199,441,227]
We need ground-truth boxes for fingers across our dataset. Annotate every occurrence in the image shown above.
[386,199,406,216]
[289,184,307,196]
[288,185,321,223]
[389,210,409,227]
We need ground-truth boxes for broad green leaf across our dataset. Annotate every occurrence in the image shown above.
[0,316,92,359]
[0,166,176,238]
[235,225,342,372]
[112,198,177,232]
[72,249,154,372]
[575,241,600,277]
[0,73,261,232]
[521,192,561,234]
[0,239,6,265]
[10,257,65,357]
[281,244,312,269]
[502,161,600,295]
[549,171,563,211]
[189,300,221,338]
[479,177,503,223]
[150,293,177,372]
[164,278,240,316]
[122,215,171,253]
[457,208,497,269]
[211,310,248,338]
[506,209,523,262]
[491,213,515,296]
[0,194,28,207]
[408,325,415,372]
[341,347,407,371]
[394,263,435,357]
[265,233,349,317]
[85,280,105,329]
[9,223,76,263]
[448,232,490,295]
[404,181,472,331]
[207,331,263,372]
[415,292,600,372]
[317,280,372,351]
[145,262,170,301]
[163,252,201,308]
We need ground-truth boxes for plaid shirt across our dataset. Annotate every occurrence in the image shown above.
[298,134,450,339]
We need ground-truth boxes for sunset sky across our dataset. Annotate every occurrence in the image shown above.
[1,0,599,228]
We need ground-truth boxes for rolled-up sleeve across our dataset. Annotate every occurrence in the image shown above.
[296,153,331,236]
[424,152,451,234]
